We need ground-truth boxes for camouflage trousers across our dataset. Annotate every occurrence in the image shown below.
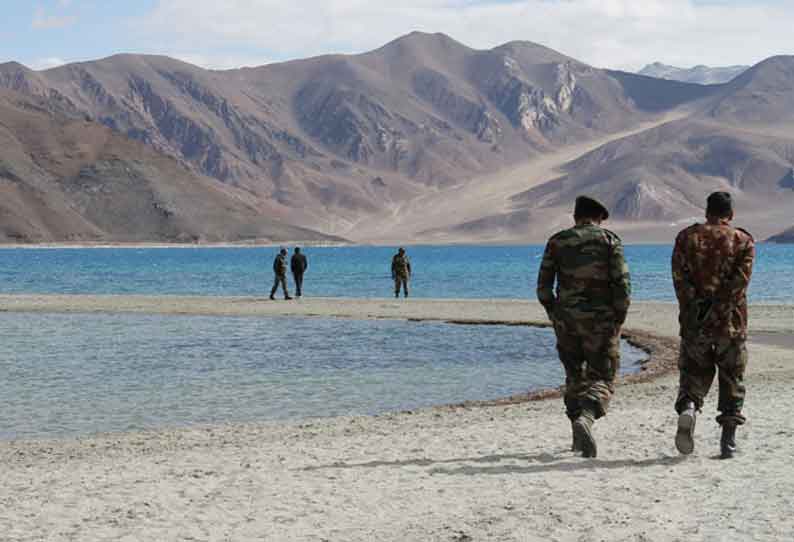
[676,335,747,425]
[552,313,620,420]
[394,276,409,297]
[270,275,289,298]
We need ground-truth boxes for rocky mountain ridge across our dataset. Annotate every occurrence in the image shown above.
[1,33,719,241]
[0,88,341,244]
[1,33,793,243]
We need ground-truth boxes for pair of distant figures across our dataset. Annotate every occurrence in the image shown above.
[269,247,413,300]
[269,247,307,300]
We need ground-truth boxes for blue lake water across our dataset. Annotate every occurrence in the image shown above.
[0,244,789,440]
[0,244,792,301]
[0,313,647,440]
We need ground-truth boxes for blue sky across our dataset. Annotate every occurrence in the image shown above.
[1,1,792,71]
[2,1,156,68]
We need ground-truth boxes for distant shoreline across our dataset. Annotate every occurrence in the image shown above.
[0,241,354,250]
[0,240,788,249]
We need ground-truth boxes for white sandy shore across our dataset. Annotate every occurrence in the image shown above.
[1,296,793,541]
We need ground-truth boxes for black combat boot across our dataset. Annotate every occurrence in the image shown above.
[572,410,597,458]
[720,423,737,459]
[675,401,697,455]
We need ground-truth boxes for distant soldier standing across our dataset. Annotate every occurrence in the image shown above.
[672,192,755,459]
[391,248,411,298]
[270,248,292,300]
[537,196,631,458]
[291,247,308,298]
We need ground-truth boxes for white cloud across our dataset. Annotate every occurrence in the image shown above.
[29,57,69,70]
[32,6,77,30]
[139,0,794,70]
[171,53,273,70]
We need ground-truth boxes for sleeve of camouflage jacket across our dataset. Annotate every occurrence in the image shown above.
[609,236,631,324]
[671,231,697,308]
[717,235,755,306]
[536,240,556,315]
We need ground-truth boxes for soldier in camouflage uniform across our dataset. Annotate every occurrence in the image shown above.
[672,192,755,459]
[537,196,631,458]
[391,248,411,298]
[269,248,292,300]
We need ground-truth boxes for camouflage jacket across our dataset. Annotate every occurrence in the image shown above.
[672,220,755,339]
[273,254,288,277]
[392,254,411,278]
[537,223,631,324]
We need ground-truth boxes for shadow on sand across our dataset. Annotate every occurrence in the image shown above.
[300,450,687,475]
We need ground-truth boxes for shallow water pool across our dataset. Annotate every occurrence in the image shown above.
[0,313,647,440]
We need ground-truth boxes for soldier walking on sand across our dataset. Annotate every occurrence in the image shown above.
[291,247,308,298]
[391,247,411,298]
[537,196,631,458]
[270,248,292,300]
[672,192,755,459]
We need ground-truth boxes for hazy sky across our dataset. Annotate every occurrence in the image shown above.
[1,0,791,71]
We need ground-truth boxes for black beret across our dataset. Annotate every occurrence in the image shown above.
[574,196,610,220]
[706,191,733,217]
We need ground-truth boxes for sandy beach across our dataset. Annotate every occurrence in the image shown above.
[1,296,793,541]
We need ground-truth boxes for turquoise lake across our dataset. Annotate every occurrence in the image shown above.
[0,244,789,440]
[0,244,792,301]
[0,313,647,440]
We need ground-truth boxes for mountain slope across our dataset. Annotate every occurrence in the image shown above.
[1,35,791,244]
[767,227,794,243]
[510,119,794,220]
[387,55,794,243]
[0,89,341,244]
[708,56,794,123]
[0,32,717,238]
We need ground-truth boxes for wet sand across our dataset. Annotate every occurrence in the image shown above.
[1,296,793,541]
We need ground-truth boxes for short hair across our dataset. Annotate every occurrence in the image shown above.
[706,192,733,218]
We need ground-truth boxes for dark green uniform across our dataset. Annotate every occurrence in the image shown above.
[392,250,411,298]
[537,222,631,421]
[270,251,290,299]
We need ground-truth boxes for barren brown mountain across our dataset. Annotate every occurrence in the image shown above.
[1,33,793,244]
[0,89,340,243]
